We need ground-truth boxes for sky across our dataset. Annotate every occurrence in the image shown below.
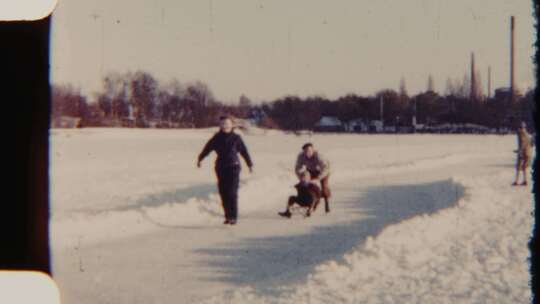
[50,0,536,103]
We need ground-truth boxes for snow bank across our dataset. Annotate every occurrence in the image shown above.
[331,152,478,184]
[200,171,533,304]
[51,171,299,250]
[52,194,221,250]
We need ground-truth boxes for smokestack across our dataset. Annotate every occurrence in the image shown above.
[470,52,477,101]
[380,96,384,127]
[487,66,492,99]
[510,16,515,102]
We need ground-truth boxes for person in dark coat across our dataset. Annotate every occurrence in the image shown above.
[278,170,321,218]
[197,116,253,225]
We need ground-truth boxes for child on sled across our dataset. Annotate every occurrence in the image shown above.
[278,169,321,218]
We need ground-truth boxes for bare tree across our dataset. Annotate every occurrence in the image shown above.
[445,77,457,96]
[474,70,484,100]
[427,74,435,93]
[130,71,158,123]
[51,84,89,124]
[184,81,215,127]
[237,94,252,118]
[97,72,131,119]
[445,75,470,98]
[399,77,408,97]
[376,89,402,125]
[460,74,471,98]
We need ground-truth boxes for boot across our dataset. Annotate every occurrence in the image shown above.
[278,210,292,218]
[324,198,330,213]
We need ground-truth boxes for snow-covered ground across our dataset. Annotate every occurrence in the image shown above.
[50,128,534,304]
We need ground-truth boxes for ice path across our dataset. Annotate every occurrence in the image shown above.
[194,179,465,292]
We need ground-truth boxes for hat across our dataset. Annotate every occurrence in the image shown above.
[219,114,235,121]
[302,142,313,150]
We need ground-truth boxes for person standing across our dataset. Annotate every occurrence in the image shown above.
[295,143,331,213]
[512,122,533,186]
[197,116,253,225]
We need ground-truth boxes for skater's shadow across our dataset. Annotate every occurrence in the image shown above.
[112,183,217,212]
[194,179,465,296]
[486,163,515,169]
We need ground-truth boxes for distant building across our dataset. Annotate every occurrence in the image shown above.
[121,117,136,127]
[494,87,512,101]
[346,118,368,133]
[494,87,522,101]
[413,123,425,132]
[314,116,345,132]
[147,120,161,128]
[234,118,257,132]
[247,108,266,125]
[421,123,491,134]
[52,116,82,128]
[368,120,384,133]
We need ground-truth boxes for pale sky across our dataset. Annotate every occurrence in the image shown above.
[51,0,536,103]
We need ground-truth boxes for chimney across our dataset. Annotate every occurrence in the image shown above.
[487,66,492,99]
[510,16,516,102]
[470,52,477,101]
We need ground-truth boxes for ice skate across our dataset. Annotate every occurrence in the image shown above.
[278,211,292,218]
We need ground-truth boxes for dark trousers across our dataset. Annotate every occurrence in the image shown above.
[216,165,240,220]
[287,195,313,208]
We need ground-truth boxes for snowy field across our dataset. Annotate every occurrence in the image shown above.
[50,128,534,304]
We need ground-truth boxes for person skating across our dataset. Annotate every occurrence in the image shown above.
[294,143,331,213]
[278,170,321,218]
[512,122,533,186]
[197,116,253,225]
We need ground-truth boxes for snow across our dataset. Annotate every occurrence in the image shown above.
[207,172,532,304]
[50,128,534,304]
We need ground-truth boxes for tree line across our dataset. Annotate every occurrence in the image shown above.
[52,70,535,131]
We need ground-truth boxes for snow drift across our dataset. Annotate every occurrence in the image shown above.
[200,171,533,304]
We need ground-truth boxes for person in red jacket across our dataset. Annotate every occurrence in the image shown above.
[278,170,322,218]
[197,116,253,225]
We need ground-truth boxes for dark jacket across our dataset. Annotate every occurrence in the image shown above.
[295,182,321,205]
[198,131,253,169]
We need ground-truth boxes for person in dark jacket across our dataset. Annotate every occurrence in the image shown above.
[278,170,321,218]
[197,116,253,225]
